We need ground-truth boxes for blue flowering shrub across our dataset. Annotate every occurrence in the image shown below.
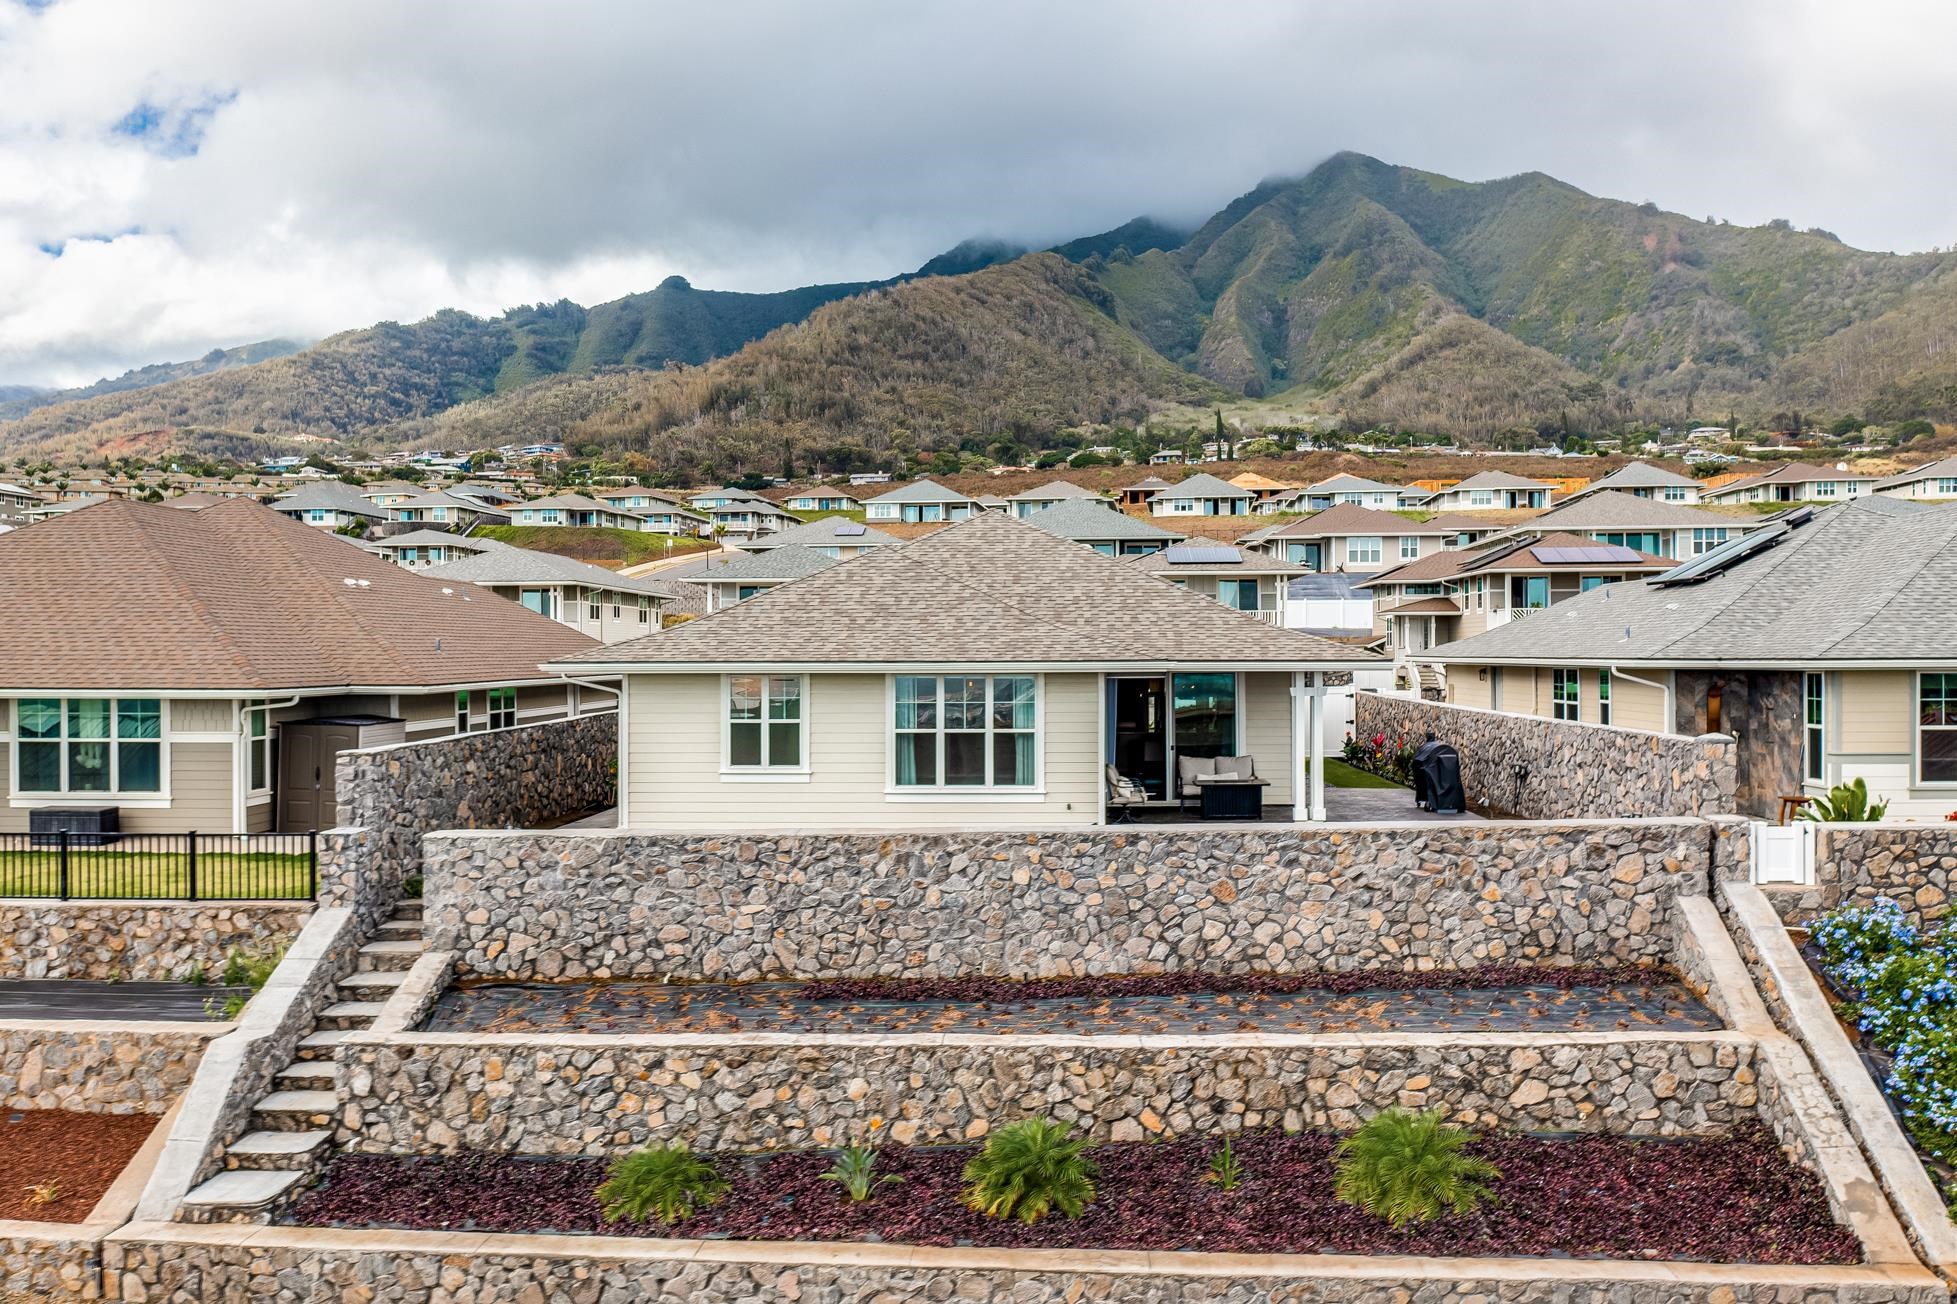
[1812,899,1957,1173]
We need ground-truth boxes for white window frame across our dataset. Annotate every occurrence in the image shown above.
[884,673,1044,799]
[720,674,811,781]
[1662,485,1689,502]
[1399,535,1421,560]
[1596,671,1612,727]
[1347,536,1382,566]
[1469,490,1493,507]
[638,596,651,624]
[588,592,602,623]
[1551,669,1581,722]
[9,697,171,804]
[245,700,274,796]
[1918,671,1957,788]
[1804,672,1826,785]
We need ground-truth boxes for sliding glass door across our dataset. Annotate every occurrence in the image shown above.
[1172,673,1237,760]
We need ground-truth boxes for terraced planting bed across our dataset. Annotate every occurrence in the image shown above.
[287,1125,1856,1264]
[0,1110,156,1222]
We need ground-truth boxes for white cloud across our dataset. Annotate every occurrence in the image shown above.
[1,0,1954,386]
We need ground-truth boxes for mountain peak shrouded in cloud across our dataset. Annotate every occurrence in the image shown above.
[2,0,1956,388]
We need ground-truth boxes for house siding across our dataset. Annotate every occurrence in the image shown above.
[1241,673,1295,808]
[624,672,1103,830]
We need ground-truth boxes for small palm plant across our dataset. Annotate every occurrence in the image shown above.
[597,1144,728,1226]
[962,1117,1098,1224]
[820,1145,902,1203]
[1203,1135,1244,1193]
[1799,777,1891,822]
[1332,1109,1500,1228]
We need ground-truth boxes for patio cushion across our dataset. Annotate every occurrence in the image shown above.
[1176,755,1216,791]
[1194,773,1270,786]
[1212,754,1258,781]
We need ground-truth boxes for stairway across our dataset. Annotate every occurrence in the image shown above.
[178,898,426,1222]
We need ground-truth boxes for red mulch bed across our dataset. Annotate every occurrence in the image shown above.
[287,1125,1859,1264]
[0,1110,156,1223]
[793,966,1656,1004]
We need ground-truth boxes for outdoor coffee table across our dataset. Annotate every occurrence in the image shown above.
[1196,776,1268,820]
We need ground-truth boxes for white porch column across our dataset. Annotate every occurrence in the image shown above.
[1308,671,1327,821]
[1290,671,1307,821]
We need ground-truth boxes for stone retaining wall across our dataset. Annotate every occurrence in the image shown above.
[102,1224,1947,1304]
[0,900,307,982]
[1759,823,1957,924]
[319,711,616,927]
[425,820,1711,982]
[0,1023,221,1113]
[339,1024,1756,1155]
[1354,693,1736,820]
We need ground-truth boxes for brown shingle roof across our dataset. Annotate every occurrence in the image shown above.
[554,511,1380,670]
[0,497,599,692]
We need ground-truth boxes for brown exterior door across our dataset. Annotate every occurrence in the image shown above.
[276,722,362,832]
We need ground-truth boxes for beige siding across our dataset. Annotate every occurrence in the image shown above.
[1606,675,1668,733]
[1241,673,1295,807]
[625,672,1102,830]
[169,699,232,733]
[516,683,573,721]
[1449,668,1492,709]
[1838,671,1912,755]
[145,741,235,833]
[400,691,458,731]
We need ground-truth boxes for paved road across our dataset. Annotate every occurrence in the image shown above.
[0,979,240,1022]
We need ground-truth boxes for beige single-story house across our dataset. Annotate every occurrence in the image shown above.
[0,498,611,835]
[1420,498,1957,819]
[1876,457,1957,502]
[550,512,1381,829]
[1472,490,1767,561]
[1700,461,1879,505]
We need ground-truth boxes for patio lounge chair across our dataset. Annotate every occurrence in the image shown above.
[1105,764,1150,823]
[1181,754,1270,820]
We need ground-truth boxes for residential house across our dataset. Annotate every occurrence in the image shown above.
[1415,471,1554,511]
[590,489,712,536]
[356,481,424,510]
[22,494,110,523]
[1876,458,1957,501]
[1117,475,1174,507]
[1358,531,1677,683]
[1147,450,1186,465]
[1239,503,1458,573]
[687,488,802,539]
[861,479,980,524]
[1021,499,1185,556]
[270,481,386,532]
[421,546,669,643]
[1147,473,1255,517]
[548,512,1380,826]
[371,529,503,570]
[781,488,864,513]
[506,493,651,531]
[1418,497,1957,819]
[1272,473,1421,514]
[1424,513,1510,547]
[0,482,46,524]
[0,498,609,835]
[1125,545,1301,625]
[1559,462,1704,504]
[739,518,903,558]
[1005,480,1107,518]
[1700,462,1879,505]
[1226,471,1296,504]
[387,490,510,529]
[680,545,842,613]
[1476,490,1766,560]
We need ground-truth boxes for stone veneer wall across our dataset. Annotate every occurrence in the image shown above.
[0,1023,221,1113]
[1673,670,1802,821]
[317,711,616,927]
[1354,693,1736,820]
[0,900,308,982]
[1758,824,1957,924]
[340,1024,1756,1155]
[424,820,1711,981]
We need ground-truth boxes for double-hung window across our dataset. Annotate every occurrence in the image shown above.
[638,596,651,624]
[1690,528,1728,556]
[893,675,1035,789]
[1805,673,1826,783]
[15,698,162,795]
[246,702,274,793]
[1346,536,1382,566]
[1663,485,1689,502]
[588,591,602,623]
[726,675,803,771]
[1920,673,1957,785]
[455,691,471,733]
[1551,670,1580,722]
[1399,535,1421,560]
[487,687,517,730]
[1597,671,1612,726]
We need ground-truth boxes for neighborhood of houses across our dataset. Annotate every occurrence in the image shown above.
[2,444,1956,1303]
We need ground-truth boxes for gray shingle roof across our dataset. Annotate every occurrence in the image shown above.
[271,481,384,518]
[1427,498,1957,665]
[1440,470,1554,491]
[1262,503,1451,539]
[861,478,977,506]
[421,547,672,598]
[1125,547,1305,577]
[1490,490,1759,532]
[1876,457,1957,491]
[1704,461,1880,496]
[1566,462,1700,494]
[375,530,507,553]
[553,511,1382,670]
[1022,499,1184,543]
[682,545,844,583]
[739,518,903,552]
[513,493,640,514]
[1147,473,1254,502]
[1006,480,1104,504]
[1308,473,1408,494]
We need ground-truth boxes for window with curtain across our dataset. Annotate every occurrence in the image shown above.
[893,675,1034,788]
[1217,579,1259,611]
[1919,673,1955,785]
[727,675,803,769]
[15,697,161,794]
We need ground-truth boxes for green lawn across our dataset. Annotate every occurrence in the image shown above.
[1318,758,1406,789]
[0,850,313,899]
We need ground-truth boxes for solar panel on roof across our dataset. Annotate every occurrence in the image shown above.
[1163,545,1241,565]
[1533,544,1643,565]
[1651,524,1787,587]
[834,522,865,536]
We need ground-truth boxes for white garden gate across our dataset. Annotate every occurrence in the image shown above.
[1750,819,1816,885]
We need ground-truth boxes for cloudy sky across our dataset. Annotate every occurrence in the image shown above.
[2,0,1953,388]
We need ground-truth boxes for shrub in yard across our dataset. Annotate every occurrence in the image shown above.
[597,1144,728,1225]
[206,945,286,1020]
[1333,1108,1501,1227]
[962,1117,1097,1224]
[1799,776,1890,822]
[820,1145,901,1203]
[1203,1135,1244,1192]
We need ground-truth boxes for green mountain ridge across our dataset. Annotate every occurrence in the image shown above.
[0,338,305,422]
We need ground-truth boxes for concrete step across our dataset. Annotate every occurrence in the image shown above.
[180,1169,305,1220]
[225,1129,331,1171]
[315,1001,388,1031]
[375,917,424,939]
[274,1061,338,1090]
[336,970,407,1000]
[252,1089,337,1132]
[294,1029,352,1060]
[356,940,425,973]
[393,898,424,921]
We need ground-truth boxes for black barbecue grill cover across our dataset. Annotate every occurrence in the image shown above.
[1413,739,1465,814]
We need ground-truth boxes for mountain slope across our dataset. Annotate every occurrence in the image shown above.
[0,338,303,422]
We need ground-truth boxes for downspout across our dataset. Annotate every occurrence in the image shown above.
[1609,666,1673,734]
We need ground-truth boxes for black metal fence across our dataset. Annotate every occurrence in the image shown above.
[0,830,317,901]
